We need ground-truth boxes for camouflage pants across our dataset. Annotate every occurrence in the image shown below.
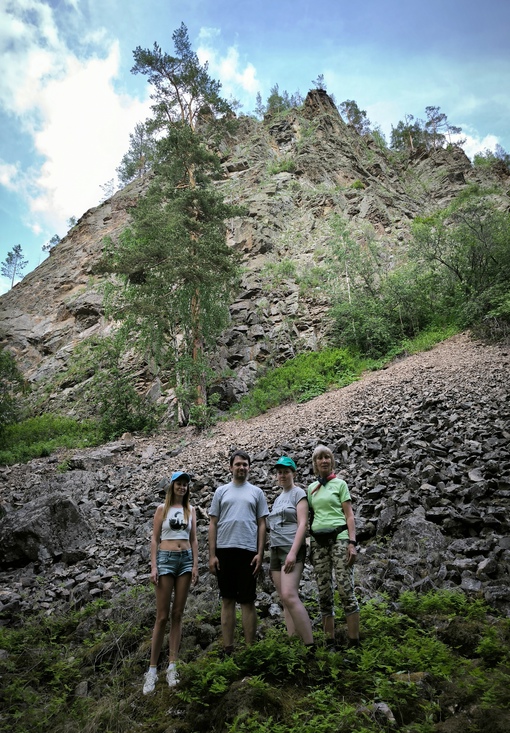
[310,539,359,617]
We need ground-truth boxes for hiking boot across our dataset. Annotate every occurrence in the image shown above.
[166,664,178,687]
[220,645,234,660]
[143,667,158,695]
[325,639,337,653]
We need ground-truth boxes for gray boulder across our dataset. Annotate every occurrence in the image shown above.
[0,493,93,567]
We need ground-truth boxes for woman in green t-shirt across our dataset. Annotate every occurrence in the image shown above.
[308,445,359,650]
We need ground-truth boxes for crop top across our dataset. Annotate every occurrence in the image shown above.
[160,505,193,541]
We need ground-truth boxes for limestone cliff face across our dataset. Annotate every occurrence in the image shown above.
[0,90,502,409]
[0,179,145,383]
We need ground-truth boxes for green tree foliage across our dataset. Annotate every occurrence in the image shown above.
[331,190,510,356]
[311,73,326,91]
[254,91,265,118]
[42,234,61,253]
[1,244,29,288]
[370,124,388,150]
[391,107,464,152]
[424,105,464,149]
[91,337,161,440]
[474,144,510,174]
[390,114,425,152]
[329,217,437,356]
[339,99,371,134]
[131,25,232,128]
[117,121,157,184]
[0,348,25,434]
[411,190,510,330]
[263,84,303,116]
[102,24,241,424]
[99,178,116,202]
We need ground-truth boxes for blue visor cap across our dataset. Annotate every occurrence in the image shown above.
[171,471,191,482]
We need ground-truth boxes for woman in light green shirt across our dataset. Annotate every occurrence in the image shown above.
[308,445,359,650]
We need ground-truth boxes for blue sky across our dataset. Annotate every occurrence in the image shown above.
[1,0,509,294]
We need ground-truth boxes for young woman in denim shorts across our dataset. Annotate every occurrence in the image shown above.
[143,470,198,694]
[267,456,313,646]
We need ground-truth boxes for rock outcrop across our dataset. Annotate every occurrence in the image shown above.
[1,91,505,409]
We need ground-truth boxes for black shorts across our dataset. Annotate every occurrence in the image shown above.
[216,548,257,604]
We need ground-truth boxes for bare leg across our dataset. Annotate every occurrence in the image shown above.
[346,611,360,641]
[272,570,296,635]
[168,572,192,662]
[149,574,174,666]
[221,597,236,647]
[273,565,313,644]
[322,614,335,640]
[240,602,257,645]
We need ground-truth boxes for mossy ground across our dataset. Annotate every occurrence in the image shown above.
[1,589,509,733]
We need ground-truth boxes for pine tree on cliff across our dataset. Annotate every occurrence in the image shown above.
[102,24,241,426]
[1,244,29,288]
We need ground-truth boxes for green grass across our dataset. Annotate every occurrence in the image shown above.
[267,157,297,175]
[232,348,374,418]
[231,326,457,419]
[1,590,508,733]
[0,414,101,465]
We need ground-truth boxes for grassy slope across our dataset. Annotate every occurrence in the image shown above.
[1,589,509,733]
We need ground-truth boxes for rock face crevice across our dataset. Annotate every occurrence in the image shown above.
[1,334,508,622]
[1,91,506,409]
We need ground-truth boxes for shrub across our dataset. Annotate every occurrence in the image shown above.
[0,348,25,434]
[350,179,365,190]
[267,157,297,175]
[0,414,100,465]
[233,349,371,417]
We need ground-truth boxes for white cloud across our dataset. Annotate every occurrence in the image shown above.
[28,42,149,228]
[453,132,500,161]
[0,1,151,235]
[0,161,21,191]
[197,28,260,101]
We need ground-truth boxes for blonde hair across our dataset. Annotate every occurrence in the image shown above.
[312,444,335,474]
[162,476,191,524]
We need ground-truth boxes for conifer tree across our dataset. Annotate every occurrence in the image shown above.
[1,244,29,288]
[339,100,371,135]
[102,24,241,425]
[117,122,157,184]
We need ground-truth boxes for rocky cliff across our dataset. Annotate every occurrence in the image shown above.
[1,90,503,410]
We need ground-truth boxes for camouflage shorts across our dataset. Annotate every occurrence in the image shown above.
[310,539,359,617]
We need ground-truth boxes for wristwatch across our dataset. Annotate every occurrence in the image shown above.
[348,539,357,545]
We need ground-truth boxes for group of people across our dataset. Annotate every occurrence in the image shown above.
[142,445,359,694]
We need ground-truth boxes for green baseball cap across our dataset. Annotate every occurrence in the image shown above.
[274,456,297,471]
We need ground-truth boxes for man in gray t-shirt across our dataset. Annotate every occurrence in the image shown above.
[208,450,268,652]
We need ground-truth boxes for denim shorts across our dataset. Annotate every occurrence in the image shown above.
[156,549,193,577]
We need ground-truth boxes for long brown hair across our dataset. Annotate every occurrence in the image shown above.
[162,476,191,524]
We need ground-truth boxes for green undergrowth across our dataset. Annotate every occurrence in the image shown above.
[1,589,509,733]
[232,326,457,418]
[0,413,101,466]
[231,347,372,418]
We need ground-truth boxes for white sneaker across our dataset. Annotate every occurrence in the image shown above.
[166,664,178,687]
[143,668,158,694]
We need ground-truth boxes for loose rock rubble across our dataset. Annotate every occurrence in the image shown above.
[0,333,509,626]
